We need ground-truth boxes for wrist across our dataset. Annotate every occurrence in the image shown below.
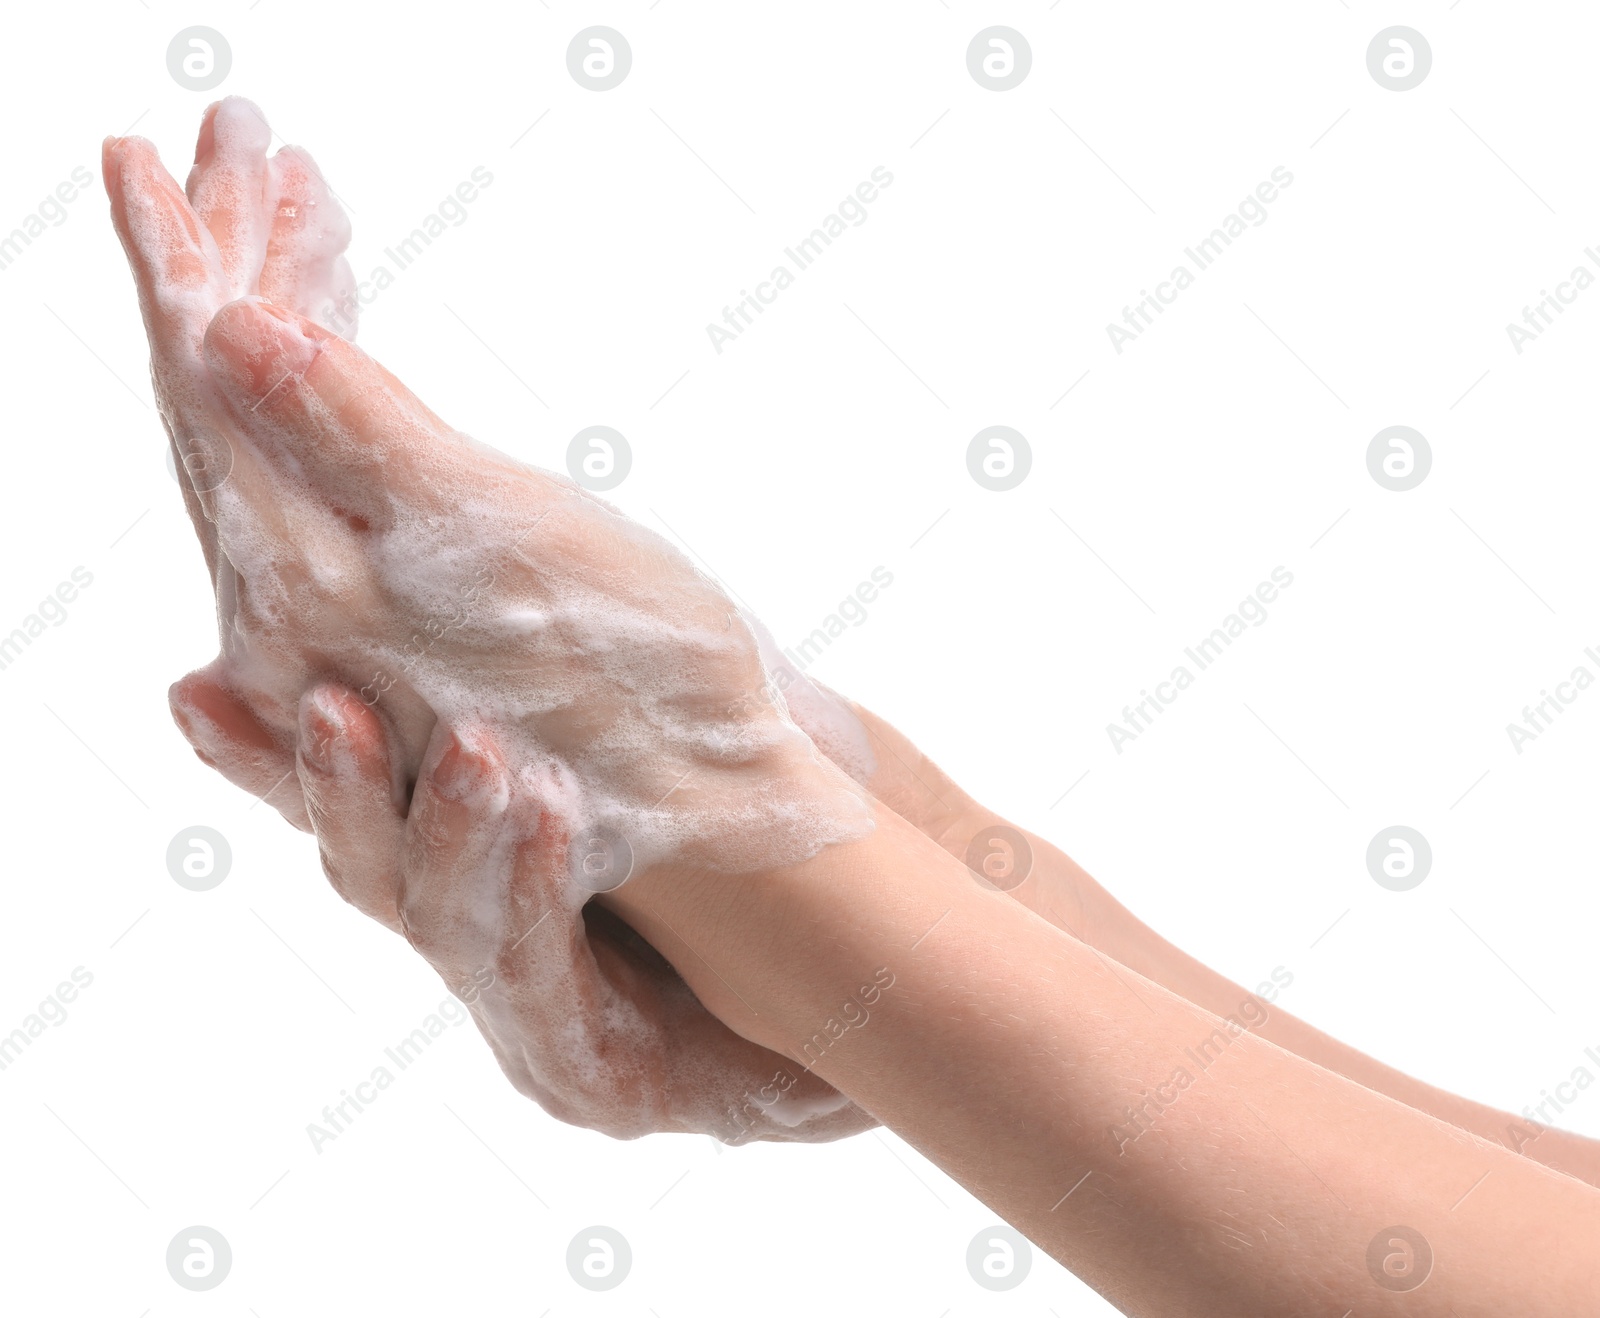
[600,805,966,1057]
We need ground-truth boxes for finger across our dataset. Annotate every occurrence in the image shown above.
[258,144,356,335]
[474,826,681,1137]
[104,132,236,536]
[296,685,406,932]
[399,750,679,1135]
[390,730,664,1127]
[513,848,865,1140]
[103,133,232,355]
[396,731,868,1139]
[394,722,513,964]
[578,906,868,1142]
[185,97,275,299]
[169,666,310,831]
[201,298,463,512]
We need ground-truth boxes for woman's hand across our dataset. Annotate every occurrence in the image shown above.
[107,100,881,1140]
[107,96,357,826]
[290,680,873,1142]
[106,100,872,879]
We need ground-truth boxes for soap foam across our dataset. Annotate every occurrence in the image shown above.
[209,442,877,879]
[113,100,881,1143]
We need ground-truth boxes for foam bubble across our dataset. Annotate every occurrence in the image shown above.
[119,110,880,1143]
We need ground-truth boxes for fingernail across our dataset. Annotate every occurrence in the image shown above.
[300,690,344,775]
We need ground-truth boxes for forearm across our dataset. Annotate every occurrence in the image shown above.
[1006,829,1600,1188]
[606,807,1600,1315]
[848,699,1600,1186]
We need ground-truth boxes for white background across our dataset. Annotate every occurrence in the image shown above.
[2,3,1597,1314]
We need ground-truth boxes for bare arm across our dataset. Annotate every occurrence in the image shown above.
[285,681,1600,1310]
[606,805,1600,1316]
[849,700,1600,1188]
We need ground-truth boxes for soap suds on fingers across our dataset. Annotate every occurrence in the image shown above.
[108,98,880,1144]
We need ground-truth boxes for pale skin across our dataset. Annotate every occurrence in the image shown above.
[297,705,1600,1314]
[847,704,1600,1190]
[106,98,879,1142]
[607,814,1600,1315]
[109,101,1600,1312]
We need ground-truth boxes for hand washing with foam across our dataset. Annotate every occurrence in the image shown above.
[105,97,881,1140]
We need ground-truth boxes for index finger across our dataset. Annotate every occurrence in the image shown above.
[103,133,231,357]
